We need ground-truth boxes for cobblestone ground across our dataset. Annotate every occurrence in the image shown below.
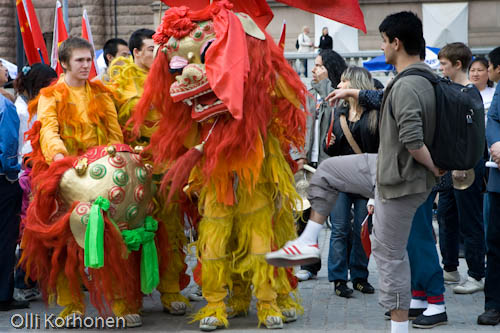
[0,226,497,332]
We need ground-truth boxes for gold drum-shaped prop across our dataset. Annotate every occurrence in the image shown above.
[59,144,156,248]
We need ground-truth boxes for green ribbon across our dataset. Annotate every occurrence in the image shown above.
[84,196,110,268]
[121,216,159,294]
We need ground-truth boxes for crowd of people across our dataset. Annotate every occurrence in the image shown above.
[0,6,499,333]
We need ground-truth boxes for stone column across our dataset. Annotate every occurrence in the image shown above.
[0,0,17,63]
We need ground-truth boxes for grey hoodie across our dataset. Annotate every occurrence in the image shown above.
[377,62,437,199]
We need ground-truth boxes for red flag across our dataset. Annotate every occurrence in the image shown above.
[276,0,366,33]
[24,0,49,64]
[51,1,68,76]
[278,20,286,50]
[231,0,274,30]
[361,214,371,258]
[16,0,40,65]
[81,9,98,79]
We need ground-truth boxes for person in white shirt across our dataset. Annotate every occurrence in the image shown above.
[469,57,495,118]
[296,26,314,76]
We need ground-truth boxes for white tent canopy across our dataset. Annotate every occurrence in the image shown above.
[423,2,468,48]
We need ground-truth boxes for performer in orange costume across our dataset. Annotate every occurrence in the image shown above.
[20,37,148,328]
[133,1,307,330]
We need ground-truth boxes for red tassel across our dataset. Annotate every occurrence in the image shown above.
[161,144,204,203]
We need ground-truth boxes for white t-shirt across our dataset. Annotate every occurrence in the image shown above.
[481,86,495,125]
[14,96,34,165]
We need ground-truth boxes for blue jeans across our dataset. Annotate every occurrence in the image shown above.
[437,160,486,280]
[408,192,445,303]
[328,192,369,282]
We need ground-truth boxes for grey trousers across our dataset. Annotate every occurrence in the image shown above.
[308,153,429,310]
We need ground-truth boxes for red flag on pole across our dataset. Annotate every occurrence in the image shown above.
[24,0,49,64]
[275,0,366,33]
[16,0,40,65]
[278,20,286,50]
[81,9,98,79]
[51,1,68,76]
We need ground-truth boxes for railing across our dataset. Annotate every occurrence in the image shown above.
[285,48,493,87]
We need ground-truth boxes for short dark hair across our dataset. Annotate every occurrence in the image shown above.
[489,46,500,69]
[438,42,472,72]
[14,64,57,100]
[469,56,494,88]
[128,28,155,57]
[319,49,348,89]
[103,38,128,66]
[379,11,423,56]
[58,37,94,70]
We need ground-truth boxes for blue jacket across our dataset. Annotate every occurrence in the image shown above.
[486,84,500,193]
[0,94,20,181]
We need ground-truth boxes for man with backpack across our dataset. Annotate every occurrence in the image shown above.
[436,43,486,295]
[267,12,443,333]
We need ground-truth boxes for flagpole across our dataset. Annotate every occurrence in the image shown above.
[63,0,69,34]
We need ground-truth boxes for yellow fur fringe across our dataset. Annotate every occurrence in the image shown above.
[191,301,229,327]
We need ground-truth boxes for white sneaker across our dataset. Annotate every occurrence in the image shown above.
[264,315,283,329]
[200,316,224,331]
[265,240,320,267]
[295,269,316,281]
[443,270,460,284]
[13,288,41,301]
[453,276,484,294]
[189,285,204,302]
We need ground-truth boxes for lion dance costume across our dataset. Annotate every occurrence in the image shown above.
[132,1,307,330]
[20,76,159,327]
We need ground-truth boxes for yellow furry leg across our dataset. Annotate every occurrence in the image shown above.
[227,276,251,317]
[56,274,85,318]
[256,300,284,328]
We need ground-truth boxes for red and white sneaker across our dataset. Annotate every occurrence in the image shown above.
[265,240,320,267]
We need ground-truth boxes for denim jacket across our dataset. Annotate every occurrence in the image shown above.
[0,94,20,181]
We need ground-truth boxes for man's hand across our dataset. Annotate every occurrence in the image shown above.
[328,134,336,146]
[53,153,65,162]
[325,88,360,106]
[491,142,500,165]
[367,204,374,215]
[296,158,307,171]
[431,166,447,177]
[315,65,328,82]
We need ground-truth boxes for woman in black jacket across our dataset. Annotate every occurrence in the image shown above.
[324,66,379,298]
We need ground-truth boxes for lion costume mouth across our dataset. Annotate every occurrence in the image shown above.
[169,63,227,121]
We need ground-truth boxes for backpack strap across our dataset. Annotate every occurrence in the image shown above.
[339,115,363,154]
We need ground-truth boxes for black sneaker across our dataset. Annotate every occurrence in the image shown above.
[412,312,448,328]
[0,299,30,311]
[353,279,375,294]
[384,308,426,320]
[477,309,500,325]
[334,280,353,298]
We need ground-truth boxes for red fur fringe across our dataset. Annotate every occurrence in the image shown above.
[162,147,203,202]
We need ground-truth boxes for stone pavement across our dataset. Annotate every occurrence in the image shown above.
[0,226,497,332]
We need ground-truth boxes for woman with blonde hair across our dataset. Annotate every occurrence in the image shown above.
[324,66,379,298]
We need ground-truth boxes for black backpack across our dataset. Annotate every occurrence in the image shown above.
[295,39,299,50]
[391,69,485,171]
